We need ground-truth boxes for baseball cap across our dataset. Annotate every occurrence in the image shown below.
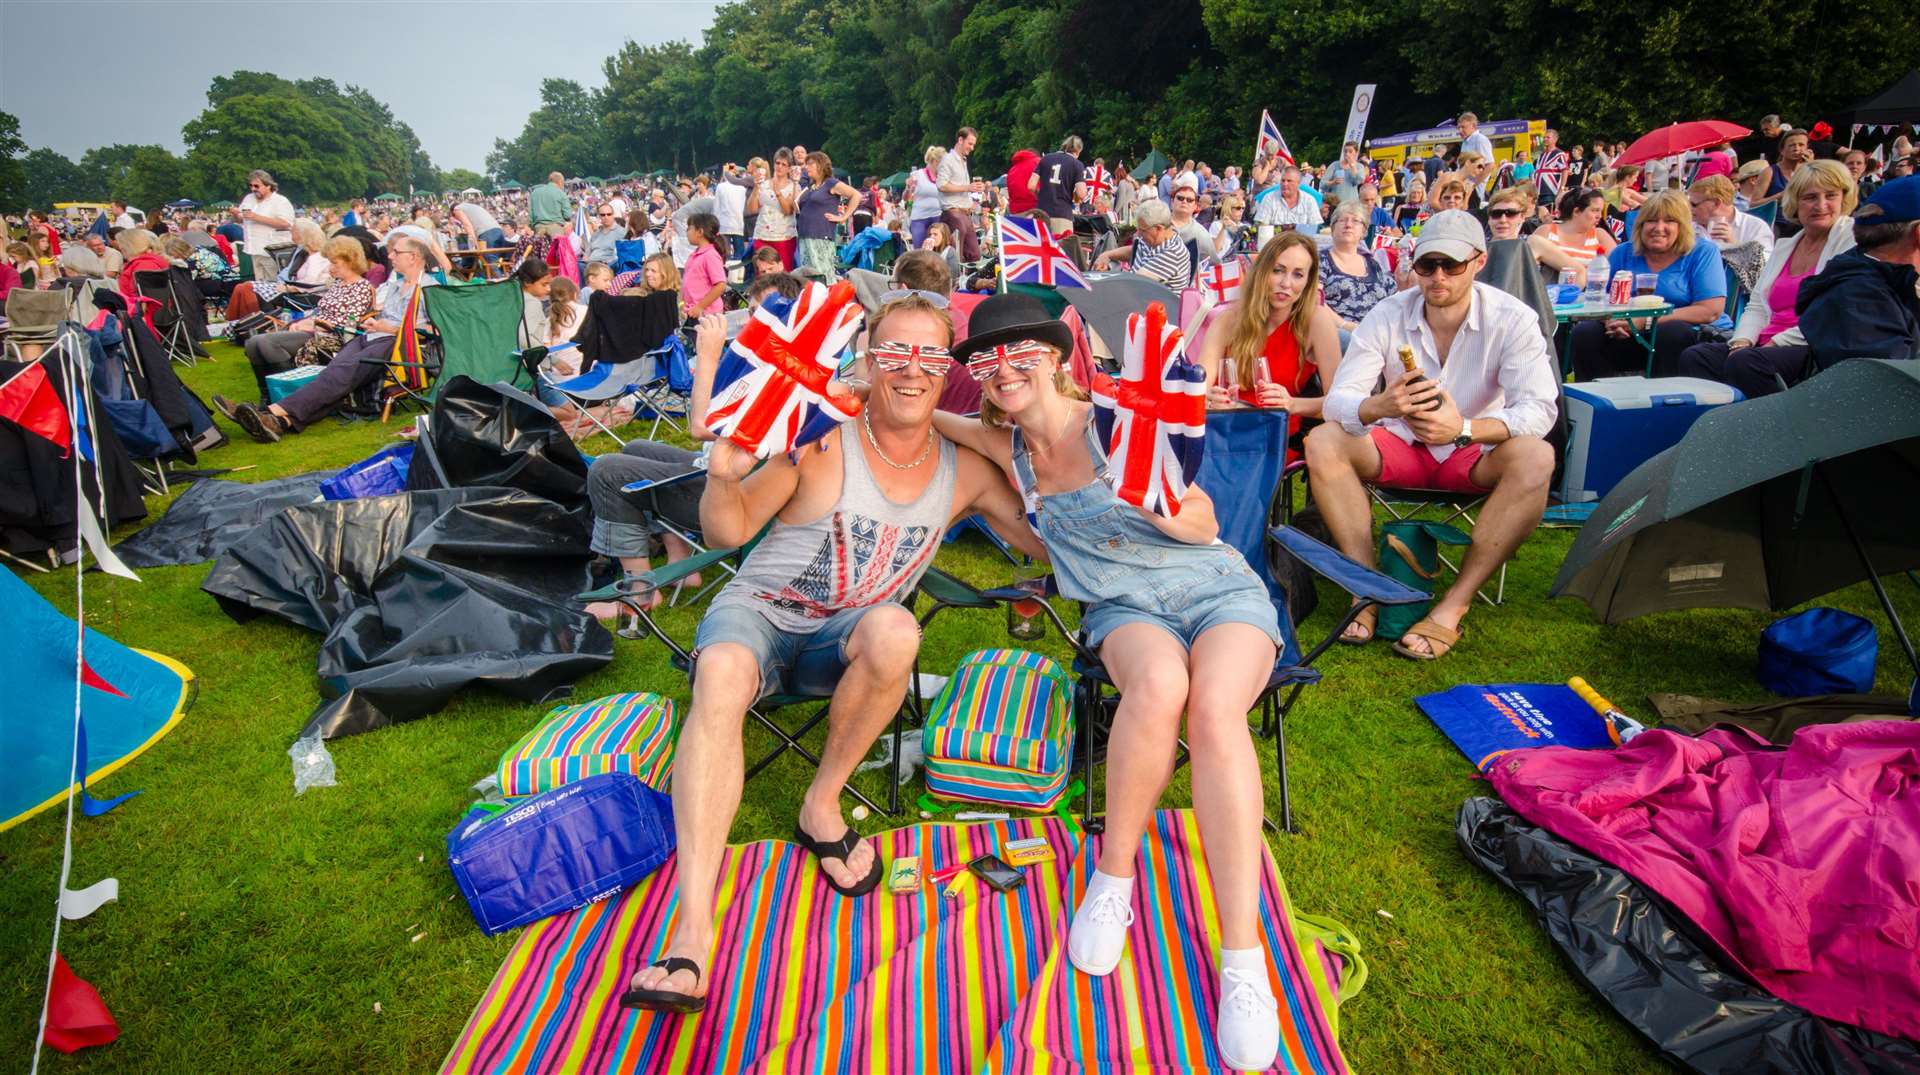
[1413,210,1486,261]
[1857,174,1920,225]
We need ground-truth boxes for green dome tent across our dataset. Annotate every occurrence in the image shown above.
[1128,149,1169,181]
[879,171,910,191]
[374,193,404,202]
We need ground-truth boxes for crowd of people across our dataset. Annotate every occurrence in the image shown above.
[4,108,1918,1071]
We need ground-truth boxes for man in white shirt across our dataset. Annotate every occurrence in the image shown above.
[713,165,750,261]
[110,200,136,229]
[1687,176,1774,249]
[936,126,980,261]
[236,169,295,281]
[1457,112,1494,165]
[1305,211,1557,660]
[1253,166,1322,241]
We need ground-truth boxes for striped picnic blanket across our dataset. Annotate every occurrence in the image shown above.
[441,810,1355,1074]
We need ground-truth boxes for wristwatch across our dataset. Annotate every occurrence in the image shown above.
[1453,418,1474,448]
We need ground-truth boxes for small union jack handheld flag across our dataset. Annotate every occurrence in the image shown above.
[999,215,1089,289]
[1084,164,1114,203]
[705,280,864,458]
[1089,302,1208,519]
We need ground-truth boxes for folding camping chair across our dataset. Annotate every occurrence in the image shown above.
[913,538,1422,835]
[574,522,922,817]
[362,280,531,418]
[134,269,206,366]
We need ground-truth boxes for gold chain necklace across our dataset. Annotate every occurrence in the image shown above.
[861,409,935,470]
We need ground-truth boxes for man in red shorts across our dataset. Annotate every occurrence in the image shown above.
[1306,210,1559,660]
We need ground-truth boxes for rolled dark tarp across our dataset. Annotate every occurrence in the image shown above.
[1457,797,1920,1075]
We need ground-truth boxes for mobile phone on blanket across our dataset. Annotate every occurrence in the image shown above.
[967,854,1025,893]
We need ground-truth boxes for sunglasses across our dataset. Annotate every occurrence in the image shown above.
[867,341,952,377]
[1413,256,1475,277]
[1487,208,1522,219]
[967,340,1050,382]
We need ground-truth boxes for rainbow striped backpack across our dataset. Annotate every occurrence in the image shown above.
[497,692,677,800]
[922,648,1075,810]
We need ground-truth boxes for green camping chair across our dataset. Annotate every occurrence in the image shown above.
[419,280,537,399]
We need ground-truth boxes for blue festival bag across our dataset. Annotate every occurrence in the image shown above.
[319,444,414,501]
[446,771,675,935]
[1757,607,1878,696]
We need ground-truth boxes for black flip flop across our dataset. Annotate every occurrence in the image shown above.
[793,821,883,898]
[619,957,706,1014]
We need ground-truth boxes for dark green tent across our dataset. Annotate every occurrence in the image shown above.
[1129,149,1169,180]
[498,180,524,191]
[880,171,910,191]
[374,193,403,202]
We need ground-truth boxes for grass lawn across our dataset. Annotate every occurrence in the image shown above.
[4,339,1914,1073]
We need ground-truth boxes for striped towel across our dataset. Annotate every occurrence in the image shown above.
[441,811,1354,1074]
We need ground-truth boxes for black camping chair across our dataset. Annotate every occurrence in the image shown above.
[134,269,208,366]
[574,522,926,818]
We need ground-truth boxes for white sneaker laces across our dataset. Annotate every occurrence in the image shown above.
[1221,967,1278,1018]
[1082,886,1135,929]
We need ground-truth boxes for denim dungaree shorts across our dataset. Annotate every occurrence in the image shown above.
[1013,423,1280,652]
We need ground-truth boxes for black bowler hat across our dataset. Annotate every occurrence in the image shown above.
[950,292,1075,365]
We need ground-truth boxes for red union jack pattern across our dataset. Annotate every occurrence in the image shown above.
[705,280,865,458]
[1196,259,1247,306]
[965,340,1050,383]
[999,215,1089,290]
[1089,302,1208,519]
[1084,164,1114,203]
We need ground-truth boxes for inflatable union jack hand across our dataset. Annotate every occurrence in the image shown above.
[1090,302,1208,519]
[704,280,865,459]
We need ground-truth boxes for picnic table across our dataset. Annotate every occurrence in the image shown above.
[1553,300,1675,379]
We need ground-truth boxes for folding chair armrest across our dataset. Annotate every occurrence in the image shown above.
[620,469,707,497]
[575,544,742,604]
[1270,524,1427,606]
[915,566,999,610]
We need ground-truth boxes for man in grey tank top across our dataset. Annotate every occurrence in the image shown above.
[622,293,1043,1015]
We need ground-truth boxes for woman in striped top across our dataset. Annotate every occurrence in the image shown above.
[1529,187,1617,285]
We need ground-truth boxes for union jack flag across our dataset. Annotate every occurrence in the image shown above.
[1536,147,1570,201]
[999,215,1088,289]
[1255,110,1295,167]
[1084,164,1114,203]
[705,280,864,459]
[1089,302,1207,519]
[1195,258,1247,306]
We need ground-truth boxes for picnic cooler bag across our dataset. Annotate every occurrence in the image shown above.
[923,648,1074,810]
[1376,520,1471,642]
[1757,608,1878,696]
[446,772,675,936]
[497,691,677,799]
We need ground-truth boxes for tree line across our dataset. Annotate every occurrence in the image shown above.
[3,0,1914,213]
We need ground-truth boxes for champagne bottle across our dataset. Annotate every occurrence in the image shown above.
[1398,344,1442,410]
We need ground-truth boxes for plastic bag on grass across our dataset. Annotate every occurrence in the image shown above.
[290,735,337,795]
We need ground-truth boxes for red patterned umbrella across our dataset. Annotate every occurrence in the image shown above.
[1614,120,1751,168]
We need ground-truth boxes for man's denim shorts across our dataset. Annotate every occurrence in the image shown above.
[693,602,894,701]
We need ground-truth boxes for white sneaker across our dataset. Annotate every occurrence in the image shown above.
[1216,966,1280,1071]
[1067,880,1134,976]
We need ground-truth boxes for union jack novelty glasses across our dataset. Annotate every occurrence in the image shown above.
[967,340,1051,382]
[866,342,953,378]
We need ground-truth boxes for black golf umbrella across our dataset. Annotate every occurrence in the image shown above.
[1061,274,1178,359]
[1552,360,1920,677]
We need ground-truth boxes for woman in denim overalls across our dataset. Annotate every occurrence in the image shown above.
[936,293,1284,1070]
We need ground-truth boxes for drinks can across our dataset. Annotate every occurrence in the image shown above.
[1558,267,1577,288]
[1608,270,1633,306]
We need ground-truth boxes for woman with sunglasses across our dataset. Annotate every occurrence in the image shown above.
[932,292,1287,1072]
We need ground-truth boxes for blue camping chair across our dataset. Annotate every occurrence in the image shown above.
[914,411,1425,833]
[613,239,650,275]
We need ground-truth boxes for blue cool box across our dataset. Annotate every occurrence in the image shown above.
[1560,377,1742,503]
[447,772,675,935]
[264,364,325,403]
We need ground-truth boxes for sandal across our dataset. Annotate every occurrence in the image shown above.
[1392,618,1462,661]
[619,956,706,1014]
[793,820,883,898]
[1339,604,1377,645]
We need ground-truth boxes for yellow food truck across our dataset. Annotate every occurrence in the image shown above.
[1366,118,1548,170]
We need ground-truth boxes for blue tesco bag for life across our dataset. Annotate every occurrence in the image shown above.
[1757,607,1878,696]
[446,771,675,935]
[319,444,414,501]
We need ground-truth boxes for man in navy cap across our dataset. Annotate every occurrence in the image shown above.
[1796,175,1920,375]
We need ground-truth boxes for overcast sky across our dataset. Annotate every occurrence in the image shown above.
[1,0,720,172]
